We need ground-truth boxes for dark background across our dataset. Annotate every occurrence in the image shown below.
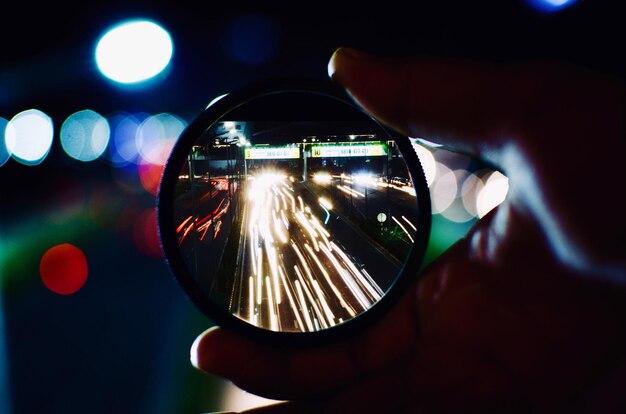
[1,1,624,413]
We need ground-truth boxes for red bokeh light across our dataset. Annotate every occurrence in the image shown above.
[138,161,164,196]
[39,243,88,295]
[132,208,164,258]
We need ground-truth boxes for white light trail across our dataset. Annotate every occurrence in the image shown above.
[337,185,364,198]
[279,267,306,332]
[248,276,254,322]
[265,241,282,305]
[295,279,314,332]
[256,245,263,305]
[294,266,328,329]
[272,211,288,244]
[313,280,336,327]
[331,241,382,301]
[280,209,289,229]
[401,215,417,231]
[304,243,356,317]
[319,243,370,310]
[295,211,319,251]
[392,215,415,243]
[265,276,278,331]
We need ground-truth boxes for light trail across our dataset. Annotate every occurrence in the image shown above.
[319,242,371,310]
[401,215,417,231]
[176,216,193,233]
[304,243,356,317]
[295,280,315,331]
[392,215,415,243]
[265,276,278,331]
[279,267,306,332]
[248,276,254,322]
[174,167,417,333]
[337,184,364,198]
[319,202,331,225]
[331,241,383,299]
[175,177,236,245]
[226,168,390,332]
[294,265,329,329]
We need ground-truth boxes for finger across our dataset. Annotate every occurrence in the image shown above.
[328,48,626,278]
[327,47,548,166]
[191,282,419,400]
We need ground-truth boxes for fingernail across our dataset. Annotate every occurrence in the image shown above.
[328,47,385,82]
[327,47,368,79]
[190,332,203,370]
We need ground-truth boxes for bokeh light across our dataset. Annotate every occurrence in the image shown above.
[108,112,146,165]
[476,171,509,218]
[439,170,475,223]
[0,117,9,166]
[461,172,484,217]
[135,113,186,165]
[132,208,163,258]
[5,109,54,166]
[95,20,173,84]
[526,0,577,12]
[431,162,458,214]
[226,14,279,65]
[60,110,110,162]
[39,243,88,295]
[138,160,164,196]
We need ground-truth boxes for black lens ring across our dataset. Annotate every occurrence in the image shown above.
[158,78,431,347]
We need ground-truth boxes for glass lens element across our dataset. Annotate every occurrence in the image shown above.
[169,91,421,333]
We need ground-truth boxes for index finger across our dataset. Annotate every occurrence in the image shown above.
[328,48,626,279]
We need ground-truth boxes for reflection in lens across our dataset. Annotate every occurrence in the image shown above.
[173,121,418,332]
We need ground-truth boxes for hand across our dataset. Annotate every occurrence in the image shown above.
[190,48,626,413]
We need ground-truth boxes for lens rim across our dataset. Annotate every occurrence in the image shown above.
[157,78,431,346]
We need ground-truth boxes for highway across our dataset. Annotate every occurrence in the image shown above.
[172,167,419,333]
[230,169,409,332]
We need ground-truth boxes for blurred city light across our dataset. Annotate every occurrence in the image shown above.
[0,117,9,166]
[138,160,164,196]
[312,171,332,185]
[526,0,577,12]
[39,243,88,295]
[318,197,333,210]
[95,20,173,84]
[108,112,145,165]
[132,208,163,258]
[461,173,484,217]
[135,112,186,165]
[5,109,53,166]
[353,172,375,186]
[431,162,457,214]
[60,110,110,162]
[476,171,509,217]
[440,170,476,224]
